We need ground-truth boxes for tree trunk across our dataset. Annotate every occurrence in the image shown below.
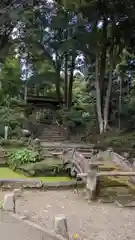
[0,80,2,90]
[99,45,107,112]
[24,84,27,103]
[99,17,107,113]
[95,18,108,134]
[67,54,75,109]
[55,64,61,102]
[64,53,68,108]
[95,52,104,134]
[118,75,122,129]
[103,46,113,132]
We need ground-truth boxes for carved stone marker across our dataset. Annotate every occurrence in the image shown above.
[54,214,69,239]
[3,193,16,212]
[33,138,41,149]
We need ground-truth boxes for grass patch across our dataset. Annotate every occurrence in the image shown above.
[0,167,71,182]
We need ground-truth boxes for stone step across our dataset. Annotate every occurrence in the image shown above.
[41,136,64,139]
[42,133,64,136]
[40,135,64,138]
[41,142,93,148]
[77,148,92,151]
[40,123,66,141]
[40,136,64,138]
[41,147,93,154]
[39,138,65,143]
[42,140,65,142]
[40,140,65,142]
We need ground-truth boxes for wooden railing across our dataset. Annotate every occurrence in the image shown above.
[55,120,70,139]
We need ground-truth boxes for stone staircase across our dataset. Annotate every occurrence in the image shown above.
[39,122,67,142]
[41,142,94,159]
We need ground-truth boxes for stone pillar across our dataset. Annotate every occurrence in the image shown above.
[3,193,16,212]
[54,214,69,239]
[33,138,41,151]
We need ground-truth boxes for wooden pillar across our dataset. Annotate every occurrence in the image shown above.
[86,163,100,201]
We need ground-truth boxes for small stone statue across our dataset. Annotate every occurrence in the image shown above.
[32,138,41,161]
[33,138,41,151]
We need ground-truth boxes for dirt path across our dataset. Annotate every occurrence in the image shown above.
[0,189,134,240]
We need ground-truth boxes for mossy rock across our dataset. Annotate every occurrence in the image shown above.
[18,158,66,177]
[99,186,135,204]
[100,176,127,188]
[98,160,135,191]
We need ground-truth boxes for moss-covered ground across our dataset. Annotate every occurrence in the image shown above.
[0,167,72,182]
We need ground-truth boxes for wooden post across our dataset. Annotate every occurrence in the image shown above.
[86,163,100,201]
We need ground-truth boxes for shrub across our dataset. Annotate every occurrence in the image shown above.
[8,148,38,170]
[0,107,25,138]
[56,106,96,134]
[0,139,29,147]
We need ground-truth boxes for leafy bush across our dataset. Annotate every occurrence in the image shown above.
[0,107,25,137]
[56,78,97,134]
[56,105,96,134]
[8,148,38,170]
[56,108,82,129]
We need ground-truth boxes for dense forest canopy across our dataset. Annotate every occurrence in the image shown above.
[1,0,135,139]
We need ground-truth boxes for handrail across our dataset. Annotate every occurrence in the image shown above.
[55,120,69,138]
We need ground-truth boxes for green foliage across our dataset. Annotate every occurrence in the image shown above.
[56,106,96,134]
[0,139,28,148]
[0,57,22,97]
[56,78,96,133]
[93,132,135,159]
[57,107,83,129]
[118,88,135,131]
[0,107,25,137]
[8,148,38,170]
[1,0,135,143]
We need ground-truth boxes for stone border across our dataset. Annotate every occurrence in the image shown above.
[0,179,42,189]
[9,212,68,240]
[42,180,84,190]
[0,178,84,190]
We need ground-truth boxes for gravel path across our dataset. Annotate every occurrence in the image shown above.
[1,189,135,240]
[0,211,54,240]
